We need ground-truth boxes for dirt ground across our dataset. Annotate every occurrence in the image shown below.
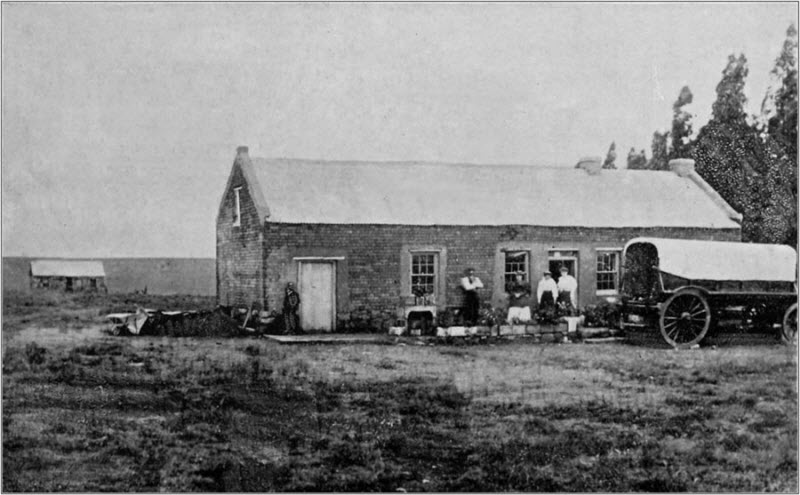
[2,292,797,492]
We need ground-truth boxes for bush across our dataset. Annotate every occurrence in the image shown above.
[581,301,621,329]
[477,304,503,327]
[25,342,47,366]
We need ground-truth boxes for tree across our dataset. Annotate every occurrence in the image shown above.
[693,54,762,240]
[602,142,617,169]
[759,24,798,246]
[712,54,749,124]
[647,131,670,170]
[694,52,796,245]
[670,86,694,159]
[627,146,649,169]
[761,24,798,162]
[626,147,638,169]
[759,143,797,246]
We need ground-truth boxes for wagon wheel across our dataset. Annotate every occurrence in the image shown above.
[781,303,797,345]
[659,289,711,348]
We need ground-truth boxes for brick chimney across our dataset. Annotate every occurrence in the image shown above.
[669,158,695,177]
[576,156,603,175]
[237,145,249,157]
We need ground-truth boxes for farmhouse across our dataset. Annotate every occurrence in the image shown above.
[30,260,107,292]
[217,146,742,331]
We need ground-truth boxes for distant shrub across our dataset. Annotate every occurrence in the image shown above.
[634,475,689,492]
[24,342,46,366]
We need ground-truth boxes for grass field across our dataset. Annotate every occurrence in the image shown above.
[2,292,797,492]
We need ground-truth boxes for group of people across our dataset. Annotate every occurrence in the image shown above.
[534,267,577,323]
[460,266,577,325]
[281,265,578,332]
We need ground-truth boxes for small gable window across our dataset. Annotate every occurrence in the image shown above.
[233,187,242,227]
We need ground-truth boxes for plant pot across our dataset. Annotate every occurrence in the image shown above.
[448,326,467,337]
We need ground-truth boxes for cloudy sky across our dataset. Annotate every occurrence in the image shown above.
[2,2,796,258]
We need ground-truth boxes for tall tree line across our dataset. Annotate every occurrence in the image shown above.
[628,25,797,246]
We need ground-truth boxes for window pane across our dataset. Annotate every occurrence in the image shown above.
[596,251,620,291]
[504,251,529,283]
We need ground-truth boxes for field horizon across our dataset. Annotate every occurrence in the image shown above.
[2,257,215,296]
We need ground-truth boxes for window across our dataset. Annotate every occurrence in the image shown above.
[402,246,446,306]
[411,253,437,296]
[596,250,621,293]
[233,187,242,227]
[504,251,529,283]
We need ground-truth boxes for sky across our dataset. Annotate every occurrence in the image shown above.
[2,2,797,258]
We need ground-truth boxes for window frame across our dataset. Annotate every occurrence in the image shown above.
[503,250,530,285]
[596,249,622,295]
[233,187,242,227]
[410,251,438,297]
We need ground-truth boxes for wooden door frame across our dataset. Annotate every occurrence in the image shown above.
[548,251,579,308]
[296,259,337,331]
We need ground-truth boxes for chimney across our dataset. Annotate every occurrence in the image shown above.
[669,158,695,177]
[236,145,249,157]
[576,156,603,175]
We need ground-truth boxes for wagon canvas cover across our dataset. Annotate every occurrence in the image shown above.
[624,237,797,282]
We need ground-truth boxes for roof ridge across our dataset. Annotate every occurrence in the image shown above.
[252,157,567,169]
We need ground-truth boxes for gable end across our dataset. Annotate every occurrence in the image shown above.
[216,146,271,225]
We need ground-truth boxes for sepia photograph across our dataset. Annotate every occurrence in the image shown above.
[2,2,798,492]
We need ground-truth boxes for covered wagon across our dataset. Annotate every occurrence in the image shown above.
[620,237,797,347]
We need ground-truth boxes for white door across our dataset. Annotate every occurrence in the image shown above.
[298,262,335,331]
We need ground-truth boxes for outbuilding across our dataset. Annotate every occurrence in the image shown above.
[217,146,742,331]
[30,260,107,292]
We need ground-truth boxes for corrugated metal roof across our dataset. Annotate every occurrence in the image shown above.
[624,237,798,282]
[244,157,741,229]
[30,260,106,278]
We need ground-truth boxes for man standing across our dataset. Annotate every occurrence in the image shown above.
[460,268,483,325]
[557,266,578,315]
[283,282,301,334]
